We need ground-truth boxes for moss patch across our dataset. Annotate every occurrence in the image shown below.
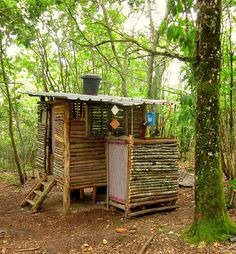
[0,172,19,186]
[183,214,236,244]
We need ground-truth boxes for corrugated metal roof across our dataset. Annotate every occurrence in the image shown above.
[21,91,178,106]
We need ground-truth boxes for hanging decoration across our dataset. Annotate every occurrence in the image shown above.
[110,119,120,129]
[111,105,119,115]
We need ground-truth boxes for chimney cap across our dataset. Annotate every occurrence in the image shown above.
[82,74,101,80]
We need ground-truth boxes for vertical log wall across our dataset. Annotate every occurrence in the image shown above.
[35,104,50,176]
[53,105,65,184]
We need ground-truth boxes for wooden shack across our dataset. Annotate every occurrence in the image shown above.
[23,91,179,217]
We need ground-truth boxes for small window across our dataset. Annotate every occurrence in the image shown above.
[89,104,109,137]
[71,102,86,121]
[39,109,47,124]
[89,104,126,137]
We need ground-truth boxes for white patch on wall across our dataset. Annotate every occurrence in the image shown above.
[111,105,119,115]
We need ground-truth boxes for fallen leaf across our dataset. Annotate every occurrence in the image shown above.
[115,228,128,233]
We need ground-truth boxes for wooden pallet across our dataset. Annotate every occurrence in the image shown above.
[21,176,56,213]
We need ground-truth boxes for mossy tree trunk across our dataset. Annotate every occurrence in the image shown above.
[185,0,236,243]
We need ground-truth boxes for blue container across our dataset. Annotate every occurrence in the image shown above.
[146,112,156,126]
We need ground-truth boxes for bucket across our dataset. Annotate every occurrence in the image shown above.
[146,112,156,126]
[82,74,101,95]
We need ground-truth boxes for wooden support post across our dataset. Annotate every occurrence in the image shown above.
[131,107,134,135]
[105,142,110,208]
[125,135,133,217]
[141,104,146,138]
[63,102,71,214]
[50,106,55,176]
[86,103,90,136]
[93,187,97,203]
[124,108,129,136]
[45,106,49,174]
[85,103,89,136]
[80,188,84,199]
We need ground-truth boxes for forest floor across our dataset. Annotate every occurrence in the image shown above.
[1,170,236,254]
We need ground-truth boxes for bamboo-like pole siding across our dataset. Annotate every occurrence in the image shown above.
[35,104,50,176]
[53,105,65,184]
[127,139,179,217]
[35,122,47,173]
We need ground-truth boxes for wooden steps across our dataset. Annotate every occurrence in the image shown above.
[21,176,56,213]
[26,199,35,206]
[34,190,43,196]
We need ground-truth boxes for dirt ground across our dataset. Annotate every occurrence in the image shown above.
[1,177,236,254]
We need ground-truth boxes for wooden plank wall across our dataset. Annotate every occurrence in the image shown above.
[128,106,144,138]
[70,138,106,188]
[53,105,65,184]
[128,140,179,216]
[70,102,106,188]
[71,119,86,138]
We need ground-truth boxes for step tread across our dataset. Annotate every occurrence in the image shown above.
[34,190,43,196]
[26,199,36,206]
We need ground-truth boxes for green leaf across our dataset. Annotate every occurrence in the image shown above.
[231,179,236,190]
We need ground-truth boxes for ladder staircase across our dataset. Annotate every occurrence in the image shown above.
[21,176,56,213]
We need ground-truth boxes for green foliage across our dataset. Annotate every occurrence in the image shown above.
[0,0,54,47]
[230,179,236,190]
[165,0,196,57]
[178,94,195,127]
[0,90,37,170]
[176,93,195,159]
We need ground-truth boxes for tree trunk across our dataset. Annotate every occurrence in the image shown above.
[100,3,128,97]
[147,0,168,99]
[153,60,166,100]
[228,10,234,149]
[0,33,25,184]
[185,0,236,243]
